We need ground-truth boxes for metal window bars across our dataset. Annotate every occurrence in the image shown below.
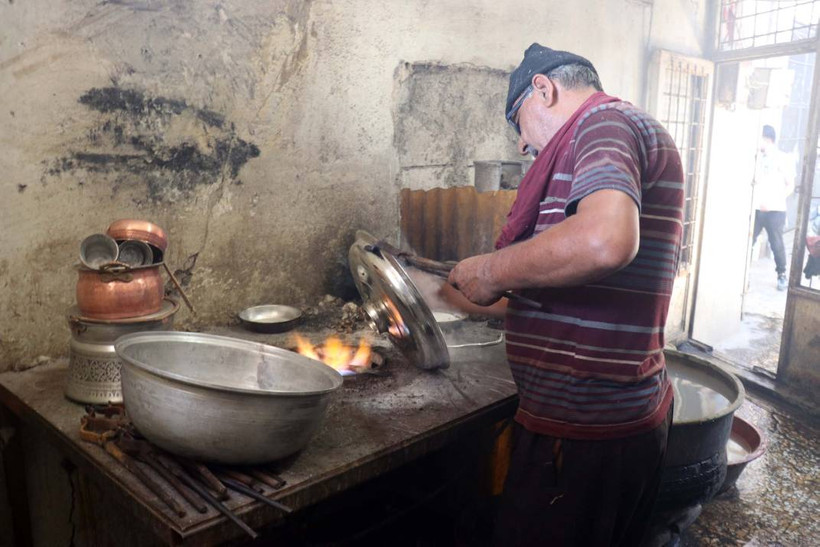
[720,0,820,52]
[657,58,710,271]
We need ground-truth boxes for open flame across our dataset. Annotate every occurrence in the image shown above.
[293,334,372,376]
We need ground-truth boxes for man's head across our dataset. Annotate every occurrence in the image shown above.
[506,44,602,156]
[761,125,776,152]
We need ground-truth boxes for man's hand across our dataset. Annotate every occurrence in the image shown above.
[447,253,504,306]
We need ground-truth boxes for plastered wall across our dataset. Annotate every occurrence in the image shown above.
[0,0,708,370]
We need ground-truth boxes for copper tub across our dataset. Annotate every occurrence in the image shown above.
[106,219,168,251]
[107,219,167,263]
[76,263,164,320]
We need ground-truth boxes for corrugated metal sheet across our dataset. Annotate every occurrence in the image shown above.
[400,187,517,261]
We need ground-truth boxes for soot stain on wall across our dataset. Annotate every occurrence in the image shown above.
[43,87,260,202]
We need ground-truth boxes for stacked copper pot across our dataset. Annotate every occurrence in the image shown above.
[66,220,179,404]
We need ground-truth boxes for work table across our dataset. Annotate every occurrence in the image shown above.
[0,323,517,545]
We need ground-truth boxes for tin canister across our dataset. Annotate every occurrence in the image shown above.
[65,298,179,404]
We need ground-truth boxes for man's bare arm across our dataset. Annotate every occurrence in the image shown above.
[448,189,640,305]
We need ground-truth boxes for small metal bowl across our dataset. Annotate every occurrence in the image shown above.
[80,233,119,270]
[117,240,154,267]
[238,305,303,333]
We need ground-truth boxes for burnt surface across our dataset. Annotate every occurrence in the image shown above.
[43,87,260,202]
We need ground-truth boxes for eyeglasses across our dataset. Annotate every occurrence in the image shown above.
[506,85,534,135]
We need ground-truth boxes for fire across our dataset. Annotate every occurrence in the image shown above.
[293,334,372,375]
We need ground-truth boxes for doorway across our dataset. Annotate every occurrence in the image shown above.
[691,52,816,377]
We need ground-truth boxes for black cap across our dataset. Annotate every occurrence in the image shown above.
[762,124,776,142]
[506,43,598,117]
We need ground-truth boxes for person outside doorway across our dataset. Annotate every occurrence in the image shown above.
[752,124,794,291]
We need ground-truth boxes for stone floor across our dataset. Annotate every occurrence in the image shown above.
[712,314,782,377]
[681,394,819,546]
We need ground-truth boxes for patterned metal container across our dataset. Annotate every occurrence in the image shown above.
[65,298,179,404]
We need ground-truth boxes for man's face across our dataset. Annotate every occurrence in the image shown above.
[510,78,562,157]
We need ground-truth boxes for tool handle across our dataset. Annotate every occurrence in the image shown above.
[162,262,195,313]
[370,241,543,310]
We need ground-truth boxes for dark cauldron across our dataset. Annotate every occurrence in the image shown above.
[656,350,745,511]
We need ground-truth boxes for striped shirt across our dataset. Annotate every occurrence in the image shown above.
[506,101,683,440]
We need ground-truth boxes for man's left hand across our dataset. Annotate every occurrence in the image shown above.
[448,253,504,306]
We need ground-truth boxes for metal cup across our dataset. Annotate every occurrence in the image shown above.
[117,240,154,268]
[80,234,119,270]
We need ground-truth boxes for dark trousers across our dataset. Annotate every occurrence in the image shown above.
[753,210,787,275]
[493,407,672,547]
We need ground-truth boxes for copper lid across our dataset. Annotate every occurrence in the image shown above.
[106,219,168,251]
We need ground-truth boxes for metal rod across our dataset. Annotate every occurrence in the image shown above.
[215,468,265,493]
[219,477,293,514]
[419,266,543,310]
[155,455,258,540]
[106,443,187,518]
[446,333,505,349]
[162,262,195,313]
[116,437,209,514]
[180,459,229,500]
[367,241,543,309]
[247,468,286,490]
[143,455,208,514]
[257,468,288,489]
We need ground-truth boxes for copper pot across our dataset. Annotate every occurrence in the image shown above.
[106,219,168,252]
[76,263,164,320]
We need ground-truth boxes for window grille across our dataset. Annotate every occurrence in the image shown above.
[719,0,820,52]
[656,59,711,271]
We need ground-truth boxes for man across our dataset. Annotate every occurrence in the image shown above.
[447,44,684,546]
[752,125,793,291]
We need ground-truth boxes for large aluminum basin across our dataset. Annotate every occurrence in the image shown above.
[115,332,343,465]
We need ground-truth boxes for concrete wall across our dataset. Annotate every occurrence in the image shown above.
[0,0,708,370]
